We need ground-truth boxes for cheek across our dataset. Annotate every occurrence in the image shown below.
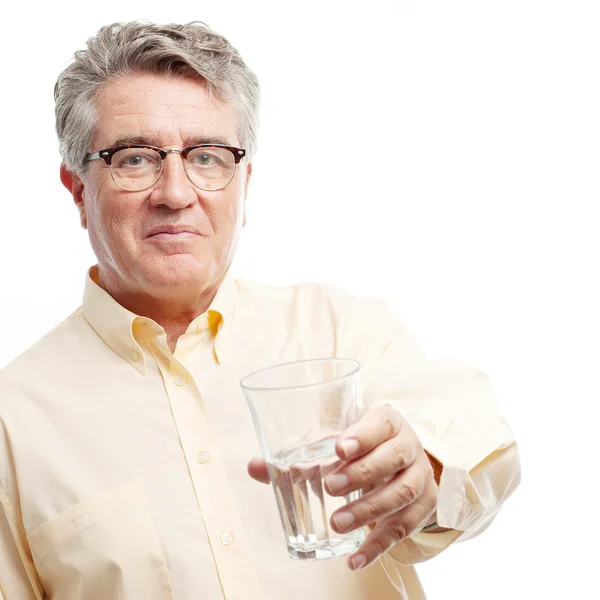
[206,181,245,236]
[225,174,247,226]
[86,180,139,249]
[218,196,244,242]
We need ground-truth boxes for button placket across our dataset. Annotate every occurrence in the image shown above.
[156,356,261,598]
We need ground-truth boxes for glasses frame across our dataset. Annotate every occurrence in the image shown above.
[85,144,247,192]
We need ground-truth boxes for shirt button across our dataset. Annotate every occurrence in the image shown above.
[174,374,187,387]
[220,532,234,546]
[197,451,210,464]
[131,349,141,362]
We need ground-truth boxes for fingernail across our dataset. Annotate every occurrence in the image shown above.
[332,511,355,532]
[341,439,360,459]
[350,553,367,571]
[326,473,349,494]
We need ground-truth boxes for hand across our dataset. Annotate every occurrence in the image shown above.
[324,405,439,570]
[247,405,438,571]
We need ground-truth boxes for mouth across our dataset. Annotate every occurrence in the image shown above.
[146,225,202,240]
[148,231,200,241]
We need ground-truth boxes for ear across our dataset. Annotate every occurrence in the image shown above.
[60,163,87,229]
[242,162,252,227]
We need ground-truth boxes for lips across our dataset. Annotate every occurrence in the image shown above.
[146,225,201,238]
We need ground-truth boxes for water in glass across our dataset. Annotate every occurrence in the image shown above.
[267,435,365,560]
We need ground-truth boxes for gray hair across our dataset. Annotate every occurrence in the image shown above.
[54,21,260,174]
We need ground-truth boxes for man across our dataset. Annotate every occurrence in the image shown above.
[0,21,520,600]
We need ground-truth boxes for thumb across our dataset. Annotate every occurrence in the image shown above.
[247,457,271,484]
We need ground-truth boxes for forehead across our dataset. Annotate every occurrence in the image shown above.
[92,73,238,148]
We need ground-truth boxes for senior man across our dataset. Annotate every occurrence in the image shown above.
[0,21,520,600]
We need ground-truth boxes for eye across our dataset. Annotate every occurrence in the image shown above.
[187,147,231,170]
[125,154,146,166]
[194,153,217,166]
[112,148,159,170]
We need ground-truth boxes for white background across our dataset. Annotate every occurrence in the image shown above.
[1,1,598,598]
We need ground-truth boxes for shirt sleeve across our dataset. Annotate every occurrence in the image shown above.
[0,487,44,600]
[336,295,522,565]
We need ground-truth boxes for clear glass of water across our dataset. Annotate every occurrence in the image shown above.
[240,358,365,560]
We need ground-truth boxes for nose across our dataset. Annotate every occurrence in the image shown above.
[148,152,196,210]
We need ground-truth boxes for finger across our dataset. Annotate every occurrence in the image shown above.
[336,405,404,461]
[325,433,419,496]
[247,457,270,484]
[347,478,439,571]
[330,456,431,534]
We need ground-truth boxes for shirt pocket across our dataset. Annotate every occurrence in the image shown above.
[26,480,175,600]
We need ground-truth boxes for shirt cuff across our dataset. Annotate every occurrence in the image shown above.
[383,421,520,566]
[412,419,517,532]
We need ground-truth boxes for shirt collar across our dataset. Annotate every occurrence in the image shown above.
[81,265,237,373]
[204,272,236,364]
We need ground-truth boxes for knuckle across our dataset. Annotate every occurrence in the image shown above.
[381,413,397,439]
[356,459,375,483]
[388,520,408,541]
[390,439,411,469]
[370,537,388,559]
[361,497,387,523]
[375,405,399,438]
[398,481,420,505]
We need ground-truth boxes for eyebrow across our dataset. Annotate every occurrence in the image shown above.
[108,134,234,148]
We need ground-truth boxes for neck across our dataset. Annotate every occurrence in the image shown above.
[93,265,222,353]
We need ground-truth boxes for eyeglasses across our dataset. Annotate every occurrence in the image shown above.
[85,144,246,192]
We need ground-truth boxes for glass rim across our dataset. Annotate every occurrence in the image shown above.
[239,357,360,393]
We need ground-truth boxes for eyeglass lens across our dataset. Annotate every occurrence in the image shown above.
[109,147,237,191]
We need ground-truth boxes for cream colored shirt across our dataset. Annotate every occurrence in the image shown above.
[0,266,520,600]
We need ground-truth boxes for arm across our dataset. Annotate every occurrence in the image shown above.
[338,297,521,566]
[380,360,520,565]
[247,293,521,569]
[0,487,44,600]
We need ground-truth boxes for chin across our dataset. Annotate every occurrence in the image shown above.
[143,258,209,289]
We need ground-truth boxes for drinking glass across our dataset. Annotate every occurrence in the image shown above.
[240,358,365,560]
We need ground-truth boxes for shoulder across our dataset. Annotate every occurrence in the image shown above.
[0,308,84,408]
[233,277,390,317]
[232,277,403,353]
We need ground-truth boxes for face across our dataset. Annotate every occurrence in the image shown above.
[61,73,251,299]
